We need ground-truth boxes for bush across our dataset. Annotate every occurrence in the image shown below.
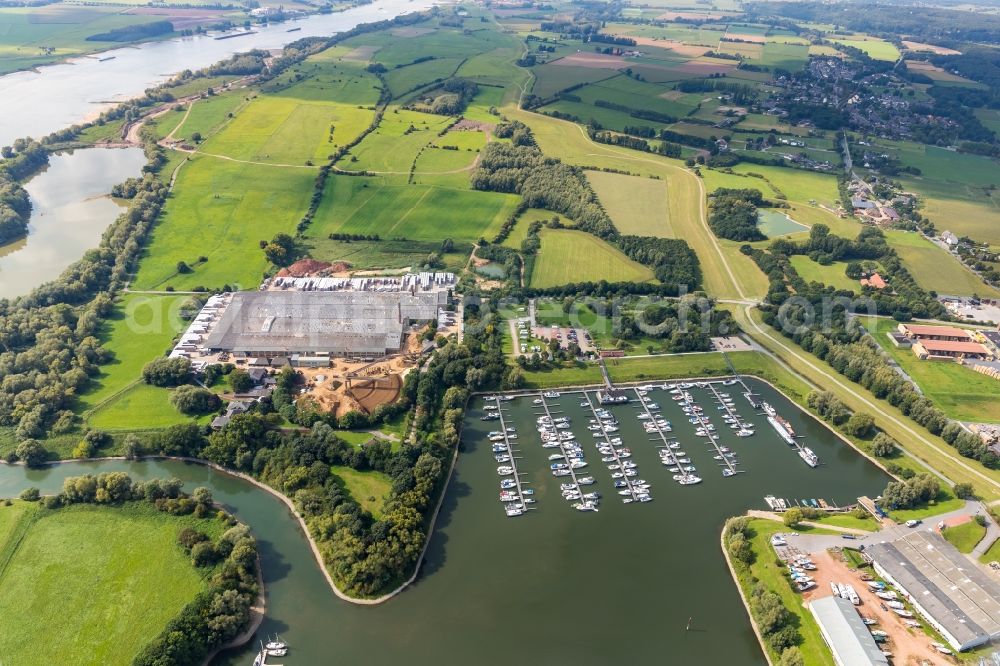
[871,432,898,457]
[191,540,218,567]
[170,385,222,415]
[15,439,46,467]
[843,412,875,438]
[954,482,975,499]
[19,487,40,501]
[783,507,804,528]
[142,357,192,387]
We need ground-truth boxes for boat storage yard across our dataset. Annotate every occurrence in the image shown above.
[482,376,825,518]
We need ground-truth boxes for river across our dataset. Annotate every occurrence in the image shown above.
[0,0,438,147]
[0,379,889,665]
[0,147,147,299]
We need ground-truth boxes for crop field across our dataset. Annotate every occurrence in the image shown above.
[885,230,1000,298]
[830,37,900,61]
[132,156,315,291]
[530,228,655,288]
[308,175,518,244]
[586,171,673,237]
[568,75,704,117]
[343,108,452,173]
[331,466,392,518]
[75,294,190,416]
[531,63,619,98]
[788,256,858,291]
[411,146,478,187]
[703,168,781,199]
[0,502,220,665]
[863,317,1000,422]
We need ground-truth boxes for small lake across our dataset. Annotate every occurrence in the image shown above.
[0,147,146,300]
[0,378,889,665]
[758,209,809,237]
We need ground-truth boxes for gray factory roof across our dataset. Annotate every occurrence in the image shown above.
[203,290,444,354]
[867,530,1000,649]
[809,595,889,666]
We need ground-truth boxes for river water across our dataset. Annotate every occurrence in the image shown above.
[0,147,147,299]
[0,0,438,146]
[0,379,889,665]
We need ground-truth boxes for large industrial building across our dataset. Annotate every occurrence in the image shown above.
[200,290,447,360]
[809,595,889,666]
[866,530,1000,652]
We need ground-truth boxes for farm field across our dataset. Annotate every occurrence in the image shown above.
[863,317,1000,422]
[168,92,247,144]
[884,230,1000,298]
[788,256,858,291]
[830,37,901,61]
[530,228,655,288]
[342,108,452,173]
[131,156,316,291]
[306,175,519,245]
[505,107,769,300]
[75,294,190,416]
[586,171,673,237]
[728,163,840,205]
[0,502,221,665]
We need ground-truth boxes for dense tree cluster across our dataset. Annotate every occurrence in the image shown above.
[0,173,167,442]
[87,20,174,43]
[0,141,48,244]
[708,188,767,242]
[471,141,617,239]
[143,357,193,387]
[615,236,703,294]
[170,386,222,415]
[879,474,940,511]
[427,78,479,115]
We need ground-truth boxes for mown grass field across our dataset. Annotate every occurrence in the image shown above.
[88,383,211,430]
[0,501,221,665]
[830,37,900,61]
[862,317,1000,422]
[586,171,674,237]
[530,228,655,288]
[132,156,315,291]
[884,230,1000,298]
[331,466,392,518]
[343,108,452,173]
[942,520,987,553]
[170,92,247,144]
[788,256,858,291]
[307,175,519,244]
[75,294,190,416]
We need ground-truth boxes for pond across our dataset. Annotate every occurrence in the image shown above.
[0,378,889,665]
[758,209,809,237]
[0,147,147,299]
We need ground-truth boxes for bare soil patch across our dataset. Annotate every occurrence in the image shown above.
[723,32,767,44]
[672,59,738,75]
[390,26,435,37]
[630,37,712,57]
[343,45,379,62]
[902,40,961,55]
[124,7,228,30]
[552,53,627,70]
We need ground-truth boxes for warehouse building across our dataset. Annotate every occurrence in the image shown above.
[866,530,1000,652]
[201,290,447,361]
[897,323,974,342]
[910,339,992,361]
[809,595,889,666]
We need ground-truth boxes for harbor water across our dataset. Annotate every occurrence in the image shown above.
[0,378,889,665]
[0,147,147,299]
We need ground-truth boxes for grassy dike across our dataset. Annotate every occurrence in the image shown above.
[721,517,837,666]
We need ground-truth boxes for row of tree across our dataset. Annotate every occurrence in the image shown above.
[0,141,48,244]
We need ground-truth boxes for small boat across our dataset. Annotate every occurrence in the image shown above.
[891,608,913,618]
[932,643,953,655]
[573,501,598,512]
[577,476,595,485]
[266,636,287,651]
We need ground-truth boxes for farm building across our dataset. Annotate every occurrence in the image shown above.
[860,273,887,289]
[809,595,889,666]
[866,530,1000,652]
[897,323,975,342]
[202,290,447,361]
[910,339,992,361]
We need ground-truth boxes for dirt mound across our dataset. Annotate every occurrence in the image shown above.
[276,259,350,277]
[346,375,402,414]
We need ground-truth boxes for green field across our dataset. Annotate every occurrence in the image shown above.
[88,383,211,431]
[942,519,987,553]
[831,37,900,61]
[586,171,673,237]
[307,175,519,245]
[531,63,619,98]
[343,108,452,173]
[0,501,221,665]
[331,466,393,518]
[170,93,247,144]
[0,4,173,74]
[530,228,655,288]
[884,230,1000,298]
[788,256,858,291]
[132,156,315,291]
[75,294,189,415]
[863,317,1000,422]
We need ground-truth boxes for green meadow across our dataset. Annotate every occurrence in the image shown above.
[788,256,858,291]
[343,108,452,173]
[586,171,674,237]
[331,466,393,518]
[0,502,221,665]
[132,156,316,291]
[884,230,1000,298]
[530,229,655,288]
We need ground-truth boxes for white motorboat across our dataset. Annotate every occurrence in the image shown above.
[577,476,595,485]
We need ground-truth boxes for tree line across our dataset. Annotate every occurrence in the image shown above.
[0,140,48,245]
[708,188,768,242]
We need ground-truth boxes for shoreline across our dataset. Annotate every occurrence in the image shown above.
[720,520,775,666]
